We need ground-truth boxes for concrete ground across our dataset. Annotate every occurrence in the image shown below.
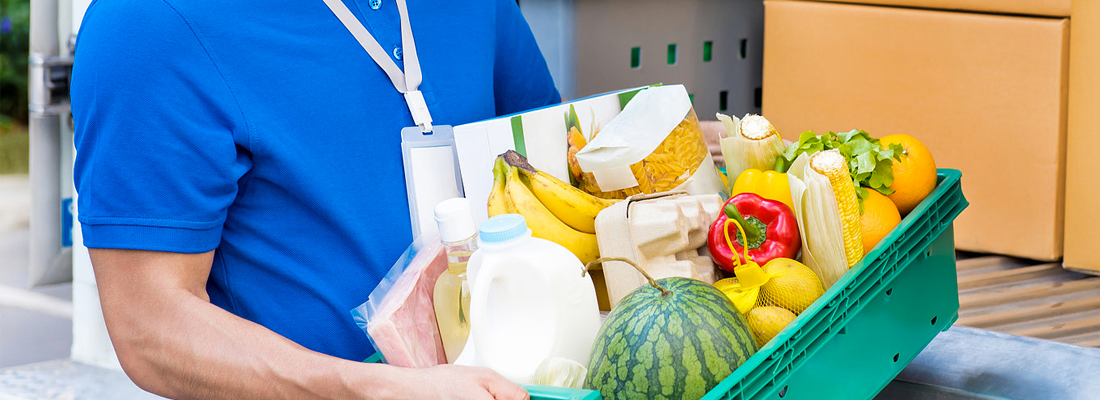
[0,174,73,369]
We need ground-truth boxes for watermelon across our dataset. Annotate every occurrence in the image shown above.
[585,277,758,400]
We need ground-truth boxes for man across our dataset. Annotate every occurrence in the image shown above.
[70,0,560,398]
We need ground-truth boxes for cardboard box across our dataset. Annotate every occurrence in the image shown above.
[805,0,1070,18]
[762,1,1069,261]
[1064,0,1100,273]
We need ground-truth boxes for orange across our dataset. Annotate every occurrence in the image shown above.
[880,134,937,215]
[860,190,902,255]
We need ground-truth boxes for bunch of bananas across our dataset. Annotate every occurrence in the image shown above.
[488,150,618,265]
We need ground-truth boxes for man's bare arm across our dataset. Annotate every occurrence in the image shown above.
[90,248,526,400]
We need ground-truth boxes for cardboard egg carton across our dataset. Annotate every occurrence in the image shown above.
[594,191,724,307]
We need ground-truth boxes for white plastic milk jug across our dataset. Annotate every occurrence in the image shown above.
[457,214,601,384]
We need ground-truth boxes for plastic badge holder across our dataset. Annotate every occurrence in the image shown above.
[400,125,464,239]
[525,170,968,399]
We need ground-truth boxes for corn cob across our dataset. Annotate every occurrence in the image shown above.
[739,114,781,141]
[718,113,786,186]
[810,150,863,267]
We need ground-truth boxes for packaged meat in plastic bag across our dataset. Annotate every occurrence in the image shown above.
[351,234,448,368]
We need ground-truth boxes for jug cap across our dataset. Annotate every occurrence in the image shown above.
[479,214,529,243]
[434,197,477,243]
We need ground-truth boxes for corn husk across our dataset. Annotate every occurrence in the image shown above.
[717,113,786,191]
[810,150,863,268]
[787,152,849,289]
[533,357,588,389]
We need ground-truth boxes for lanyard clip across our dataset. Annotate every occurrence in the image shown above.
[404,90,433,132]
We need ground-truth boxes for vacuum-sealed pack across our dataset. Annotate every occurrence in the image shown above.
[352,234,449,368]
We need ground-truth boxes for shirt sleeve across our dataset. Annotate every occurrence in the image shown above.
[71,0,251,253]
[492,0,562,116]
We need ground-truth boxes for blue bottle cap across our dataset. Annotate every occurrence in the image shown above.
[478,214,529,243]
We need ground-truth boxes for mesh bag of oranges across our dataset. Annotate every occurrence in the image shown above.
[568,85,726,200]
[713,219,826,347]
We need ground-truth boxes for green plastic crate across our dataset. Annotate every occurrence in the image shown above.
[370,169,967,400]
[704,169,968,399]
[585,169,964,399]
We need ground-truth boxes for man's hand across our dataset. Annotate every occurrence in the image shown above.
[90,248,525,400]
[398,365,528,400]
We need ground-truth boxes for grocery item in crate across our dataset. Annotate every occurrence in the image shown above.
[717,113,786,188]
[432,198,477,363]
[572,85,725,199]
[453,86,645,226]
[351,234,448,368]
[775,129,906,206]
[744,306,796,347]
[787,150,863,289]
[490,151,619,309]
[585,265,757,400]
[712,219,822,348]
[730,168,794,212]
[707,193,801,273]
[593,191,723,308]
[879,134,938,216]
[860,190,902,255]
[532,357,588,389]
[713,257,823,313]
[487,153,603,266]
[459,214,601,385]
[757,258,824,315]
[502,151,618,234]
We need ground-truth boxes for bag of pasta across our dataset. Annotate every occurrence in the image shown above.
[570,85,726,199]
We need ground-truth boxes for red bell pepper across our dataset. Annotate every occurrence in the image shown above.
[708,193,802,273]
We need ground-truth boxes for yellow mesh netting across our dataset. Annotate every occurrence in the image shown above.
[714,218,827,346]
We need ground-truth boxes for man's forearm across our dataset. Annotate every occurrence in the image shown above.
[106,289,397,400]
[90,249,525,400]
[90,249,403,400]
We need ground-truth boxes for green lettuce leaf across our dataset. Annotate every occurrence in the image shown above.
[774,129,901,207]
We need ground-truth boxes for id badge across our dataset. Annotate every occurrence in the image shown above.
[400,125,464,239]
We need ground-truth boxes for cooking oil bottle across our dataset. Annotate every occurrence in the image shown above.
[433,198,476,363]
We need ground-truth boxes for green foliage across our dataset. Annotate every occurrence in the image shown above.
[0,126,29,174]
[775,129,905,203]
[0,0,30,123]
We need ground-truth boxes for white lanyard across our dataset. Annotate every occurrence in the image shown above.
[322,0,434,132]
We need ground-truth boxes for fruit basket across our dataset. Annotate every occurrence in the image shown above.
[369,169,966,400]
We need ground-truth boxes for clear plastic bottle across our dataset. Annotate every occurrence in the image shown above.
[433,198,477,363]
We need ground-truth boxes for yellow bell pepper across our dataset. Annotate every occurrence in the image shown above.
[731,169,795,212]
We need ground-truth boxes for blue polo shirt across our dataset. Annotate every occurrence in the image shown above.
[71,0,560,361]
